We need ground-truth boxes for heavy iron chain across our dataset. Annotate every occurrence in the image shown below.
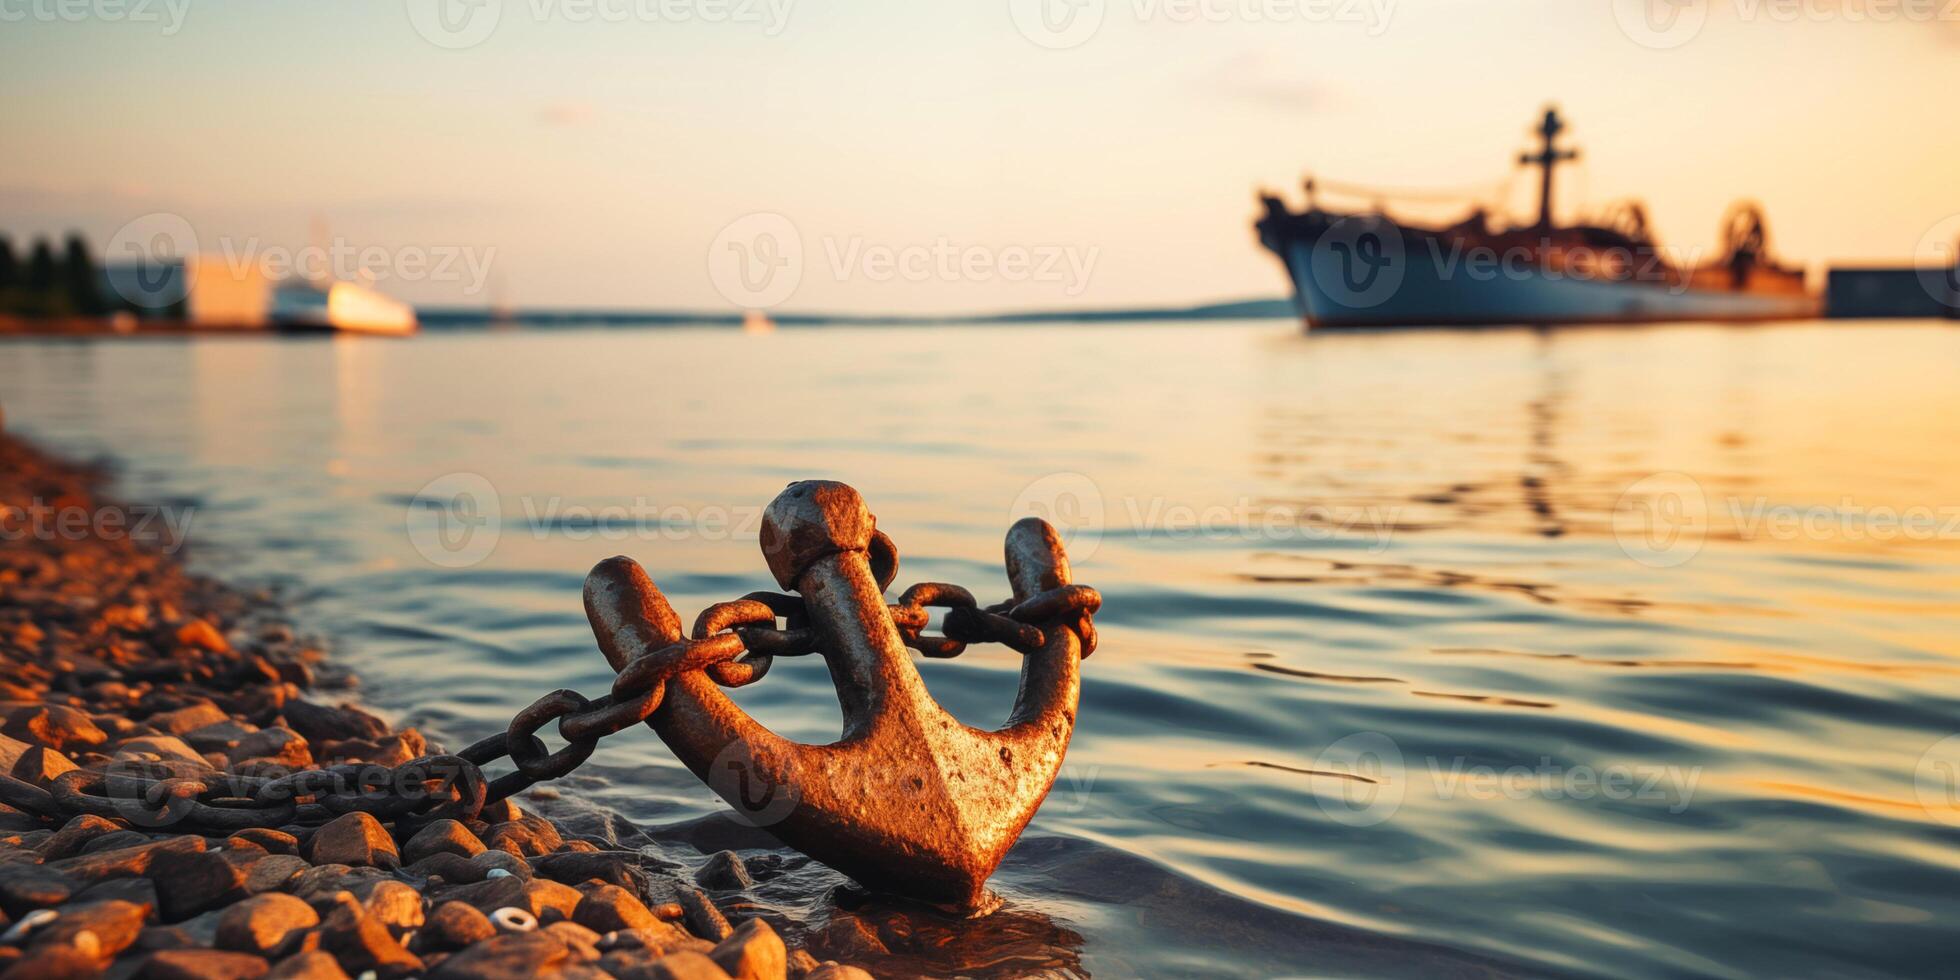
[32,531,1101,835]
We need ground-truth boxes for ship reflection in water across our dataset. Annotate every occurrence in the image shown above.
[1258,107,1821,330]
[1,322,1958,977]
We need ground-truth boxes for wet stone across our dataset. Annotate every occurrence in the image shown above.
[72,874,158,915]
[278,701,387,747]
[149,702,229,736]
[533,850,646,892]
[227,728,311,769]
[142,948,270,980]
[4,704,108,751]
[173,619,232,654]
[483,815,562,858]
[149,845,252,922]
[304,811,398,870]
[525,878,584,924]
[183,720,261,754]
[802,966,874,980]
[55,836,205,884]
[228,828,299,856]
[694,851,753,892]
[2,942,102,979]
[636,950,736,980]
[426,931,581,979]
[402,818,484,865]
[675,887,733,942]
[28,898,149,960]
[313,898,424,979]
[709,918,786,980]
[572,883,662,934]
[0,864,78,916]
[38,813,121,860]
[356,879,425,936]
[216,893,319,957]
[263,950,350,980]
[111,735,208,767]
[467,849,530,880]
[421,900,495,950]
[12,744,79,788]
[80,830,152,855]
[406,851,481,885]
[545,920,604,960]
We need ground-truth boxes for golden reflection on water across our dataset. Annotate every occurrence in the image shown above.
[4,322,1959,977]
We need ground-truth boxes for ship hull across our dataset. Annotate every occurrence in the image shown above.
[1275,239,1820,330]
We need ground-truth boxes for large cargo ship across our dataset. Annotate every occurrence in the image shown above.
[1255,108,1820,330]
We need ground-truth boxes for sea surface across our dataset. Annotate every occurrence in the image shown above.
[4,321,1959,978]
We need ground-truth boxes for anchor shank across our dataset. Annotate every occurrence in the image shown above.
[795,549,928,739]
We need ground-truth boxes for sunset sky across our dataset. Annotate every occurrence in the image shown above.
[2,0,1956,313]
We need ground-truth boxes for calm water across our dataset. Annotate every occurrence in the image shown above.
[4,322,1959,978]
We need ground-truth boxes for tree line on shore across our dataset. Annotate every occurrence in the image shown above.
[0,232,155,319]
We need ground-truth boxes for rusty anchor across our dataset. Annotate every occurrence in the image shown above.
[582,480,1099,910]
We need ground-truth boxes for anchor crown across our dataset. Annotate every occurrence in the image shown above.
[759,479,875,589]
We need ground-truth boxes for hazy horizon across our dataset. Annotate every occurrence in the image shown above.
[3,1,1957,315]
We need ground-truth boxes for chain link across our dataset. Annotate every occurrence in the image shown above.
[42,542,1098,835]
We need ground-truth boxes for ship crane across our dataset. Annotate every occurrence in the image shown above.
[1520,106,1579,229]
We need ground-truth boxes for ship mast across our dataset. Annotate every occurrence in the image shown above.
[1519,106,1578,230]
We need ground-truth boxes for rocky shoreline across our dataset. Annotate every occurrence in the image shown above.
[0,431,871,979]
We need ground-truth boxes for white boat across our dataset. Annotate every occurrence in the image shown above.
[270,278,418,336]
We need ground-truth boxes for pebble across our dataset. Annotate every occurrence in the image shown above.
[53,835,205,885]
[3,704,107,751]
[29,899,148,960]
[148,844,252,922]
[420,902,495,950]
[149,702,230,735]
[0,864,78,917]
[229,828,301,857]
[708,919,786,980]
[11,744,79,788]
[694,851,754,893]
[215,893,319,958]
[37,814,120,861]
[571,884,662,934]
[401,819,484,865]
[264,950,352,980]
[305,812,399,870]
[312,899,424,980]
[143,948,271,980]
